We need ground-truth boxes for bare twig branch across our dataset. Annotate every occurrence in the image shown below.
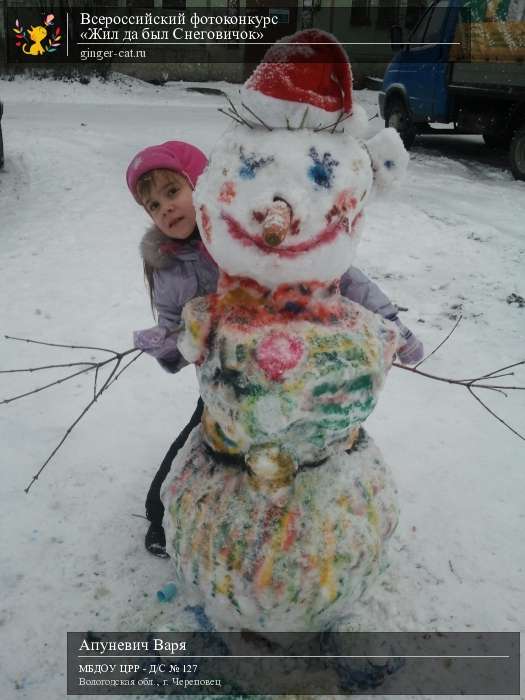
[99,356,122,392]
[417,316,524,384]
[4,335,116,354]
[394,362,525,391]
[313,113,352,133]
[23,348,143,493]
[24,393,99,494]
[93,365,99,401]
[0,362,97,374]
[1,346,140,406]
[415,315,463,368]
[218,107,245,126]
[478,360,525,379]
[0,336,143,491]
[481,386,508,397]
[467,386,525,442]
[226,97,253,129]
[217,107,244,125]
[2,365,99,405]
[478,372,515,381]
[394,361,525,440]
[299,107,309,129]
[105,350,144,389]
[226,95,241,117]
[330,111,345,134]
[228,110,254,129]
[391,291,523,441]
[240,101,273,131]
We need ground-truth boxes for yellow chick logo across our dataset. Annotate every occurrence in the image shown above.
[12,14,62,57]
[23,25,48,55]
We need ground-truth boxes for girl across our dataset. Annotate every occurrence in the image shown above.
[127,140,423,557]
[127,141,218,557]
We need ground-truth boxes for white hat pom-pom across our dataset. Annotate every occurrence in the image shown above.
[365,127,409,191]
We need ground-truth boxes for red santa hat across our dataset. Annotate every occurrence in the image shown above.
[240,29,368,135]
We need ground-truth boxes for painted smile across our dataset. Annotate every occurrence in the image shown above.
[221,211,353,259]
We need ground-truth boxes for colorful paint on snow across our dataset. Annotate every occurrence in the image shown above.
[178,275,398,467]
[160,44,409,632]
[193,128,375,289]
[166,273,400,632]
[161,427,399,632]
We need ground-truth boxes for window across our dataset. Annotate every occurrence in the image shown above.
[162,0,186,8]
[127,0,155,7]
[351,1,371,27]
[405,0,429,31]
[376,1,400,29]
[409,8,432,43]
[423,0,449,44]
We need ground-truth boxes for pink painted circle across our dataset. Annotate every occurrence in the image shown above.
[255,332,305,381]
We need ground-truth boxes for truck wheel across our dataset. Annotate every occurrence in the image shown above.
[509,126,525,181]
[385,98,416,150]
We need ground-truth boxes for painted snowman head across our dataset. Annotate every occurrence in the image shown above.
[195,30,408,289]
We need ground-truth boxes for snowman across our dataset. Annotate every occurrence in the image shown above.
[161,30,409,632]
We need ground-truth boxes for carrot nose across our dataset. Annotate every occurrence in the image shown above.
[262,200,292,247]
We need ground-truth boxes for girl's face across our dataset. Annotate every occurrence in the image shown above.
[141,171,196,240]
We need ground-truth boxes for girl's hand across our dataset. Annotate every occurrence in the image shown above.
[133,325,180,359]
[133,326,168,352]
[394,319,424,365]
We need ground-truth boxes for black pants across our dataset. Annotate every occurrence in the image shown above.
[145,398,204,526]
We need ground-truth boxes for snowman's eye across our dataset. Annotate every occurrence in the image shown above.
[308,147,339,189]
[239,147,274,180]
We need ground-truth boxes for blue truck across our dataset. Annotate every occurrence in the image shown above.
[379,0,525,179]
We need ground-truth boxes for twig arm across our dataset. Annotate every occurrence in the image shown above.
[23,348,143,493]
[1,364,104,405]
[393,362,525,441]
[415,315,462,368]
[4,335,117,354]
[467,386,525,442]
[0,362,97,374]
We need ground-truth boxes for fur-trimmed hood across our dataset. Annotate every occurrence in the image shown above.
[140,225,208,270]
[136,224,219,375]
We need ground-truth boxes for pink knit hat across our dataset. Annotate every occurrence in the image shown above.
[126,140,208,202]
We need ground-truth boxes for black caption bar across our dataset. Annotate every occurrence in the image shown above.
[67,631,519,695]
[5,6,470,65]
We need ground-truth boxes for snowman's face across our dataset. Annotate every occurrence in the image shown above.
[194,127,373,288]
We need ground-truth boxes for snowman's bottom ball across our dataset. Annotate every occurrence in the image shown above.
[161,427,398,632]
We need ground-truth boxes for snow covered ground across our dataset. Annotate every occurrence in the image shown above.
[1,73,524,699]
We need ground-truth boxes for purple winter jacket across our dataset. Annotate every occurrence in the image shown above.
[134,226,417,372]
[135,226,219,373]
